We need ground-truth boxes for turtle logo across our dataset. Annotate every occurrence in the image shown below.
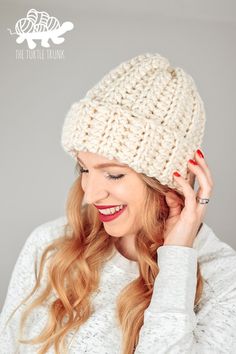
[7,9,74,49]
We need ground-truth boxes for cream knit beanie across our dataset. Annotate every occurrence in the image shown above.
[61,53,206,192]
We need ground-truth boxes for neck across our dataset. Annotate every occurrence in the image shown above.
[114,237,138,262]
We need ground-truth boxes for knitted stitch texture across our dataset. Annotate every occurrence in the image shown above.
[61,53,206,191]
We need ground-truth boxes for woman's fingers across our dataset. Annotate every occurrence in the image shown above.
[187,158,212,215]
[194,150,214,188]
[173,172,197,215]
[172,149,213,218]
[187,159,211,195]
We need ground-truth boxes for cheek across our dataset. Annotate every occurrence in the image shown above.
[114,184,130,196]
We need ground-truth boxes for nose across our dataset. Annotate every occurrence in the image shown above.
[82,174,109,205]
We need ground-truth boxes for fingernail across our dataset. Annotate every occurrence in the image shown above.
[197,149,204,158]
[189,159,198,165]
[173,171,181,177]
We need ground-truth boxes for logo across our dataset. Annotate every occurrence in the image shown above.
[8,8,74,59]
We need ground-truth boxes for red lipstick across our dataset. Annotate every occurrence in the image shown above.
[97,205,127,222]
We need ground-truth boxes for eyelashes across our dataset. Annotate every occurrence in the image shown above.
[78,165,125,181]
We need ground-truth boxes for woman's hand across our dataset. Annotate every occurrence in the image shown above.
[163,149,214,248]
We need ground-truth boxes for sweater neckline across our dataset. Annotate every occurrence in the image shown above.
[109,246,139,276]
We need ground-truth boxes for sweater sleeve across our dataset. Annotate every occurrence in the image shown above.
[134,244,236,354]
[0,225,45,353]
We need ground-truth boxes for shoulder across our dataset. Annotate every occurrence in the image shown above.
[15,215,70,274]
[193,221,236,260]
[25,215,70,252]
[11,215,70,282]
[193,222,236,300]
[31,215,69,238]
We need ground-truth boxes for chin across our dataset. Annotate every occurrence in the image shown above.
[104,227,124,238]
[107,232,124,238]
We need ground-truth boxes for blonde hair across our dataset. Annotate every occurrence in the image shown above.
[5,162,203,354]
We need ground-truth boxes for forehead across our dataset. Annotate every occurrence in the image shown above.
[78,151,118,162]
[77,151,130,169]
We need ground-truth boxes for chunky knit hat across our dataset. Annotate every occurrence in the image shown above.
[61,53,206,192]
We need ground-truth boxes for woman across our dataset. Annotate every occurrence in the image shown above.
[1,53,236,354]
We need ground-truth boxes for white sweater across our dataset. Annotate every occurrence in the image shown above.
[0,216,236,354]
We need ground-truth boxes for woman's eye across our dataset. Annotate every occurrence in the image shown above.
[79,167,88,173]
[79,167,125,180]
[107,174,125,180]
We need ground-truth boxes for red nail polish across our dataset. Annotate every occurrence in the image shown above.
[189,159,198,165]
[197,149,204,158]
[173,171,181,177]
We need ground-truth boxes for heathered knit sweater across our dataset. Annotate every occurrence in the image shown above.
[0,216,236,354]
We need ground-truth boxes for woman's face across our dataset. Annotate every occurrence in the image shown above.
[77,151,147,240]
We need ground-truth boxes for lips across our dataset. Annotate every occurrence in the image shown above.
[97,205,127,222]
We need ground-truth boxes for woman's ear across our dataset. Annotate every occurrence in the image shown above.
[165,191,183,208]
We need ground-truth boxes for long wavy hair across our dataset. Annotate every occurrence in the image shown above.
[5,161,203,354]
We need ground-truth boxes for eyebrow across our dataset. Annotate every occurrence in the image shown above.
[77,157,129,169]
